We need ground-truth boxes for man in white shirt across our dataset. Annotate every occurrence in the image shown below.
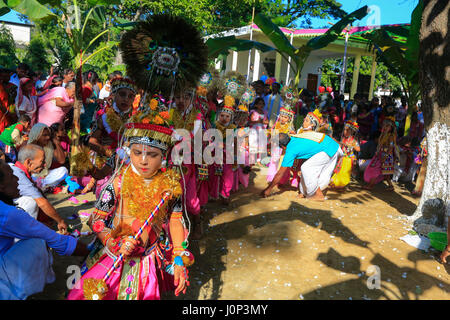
[99,73,115,100]
[62,69,75,88]
[10,144,68,233]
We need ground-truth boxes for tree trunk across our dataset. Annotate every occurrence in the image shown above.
[410,0,450,234]
[69,65,83,176]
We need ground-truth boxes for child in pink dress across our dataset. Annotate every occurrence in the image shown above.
[233,105,251,192]
[213,103,236,205]
[249,97,268,165]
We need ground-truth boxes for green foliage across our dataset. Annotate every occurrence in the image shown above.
[23,36,52,72]
[0,24,17,69]
[253,7,368,86]
[320,56,403,96]
[116,0,347,34]
[0,0,56,21]
[83,41,118,81]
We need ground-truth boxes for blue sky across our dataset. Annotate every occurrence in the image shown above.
[1,0,419,28]
[308,0,419,28]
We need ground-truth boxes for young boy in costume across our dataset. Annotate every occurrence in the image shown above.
[267,106,296,184]
[0,114,31,162]
[76,77,137,197]
[67,106,191,300]
[329,120,360,190]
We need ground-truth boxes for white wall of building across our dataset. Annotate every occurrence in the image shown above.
[0,22,31,45]
[224,49,323,94]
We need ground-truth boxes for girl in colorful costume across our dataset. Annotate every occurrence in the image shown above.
[363,116,399,191]
[290,109,322,188]
[330,120,360,190]
[170,89,207,239]
[213,102,237,205]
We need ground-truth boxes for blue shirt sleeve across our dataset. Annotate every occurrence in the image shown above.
[0,202,77,256]
[281,140,298,168]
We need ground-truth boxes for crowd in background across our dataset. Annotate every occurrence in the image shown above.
[0,61,429,299]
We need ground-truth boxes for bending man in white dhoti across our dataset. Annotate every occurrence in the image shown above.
[262,129,341,201]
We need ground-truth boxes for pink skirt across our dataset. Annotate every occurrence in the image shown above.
[67,252,162,300]
[364,154,384,184]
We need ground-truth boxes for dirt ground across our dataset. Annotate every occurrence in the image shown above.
[30,166,449,300]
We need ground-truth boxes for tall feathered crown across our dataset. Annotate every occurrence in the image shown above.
[119,14,208,98]
[218,71,246,100]
[281,86,299,108]
[196,67,220,100]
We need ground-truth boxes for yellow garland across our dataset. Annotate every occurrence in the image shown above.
[215,120,236,139]
[121,166,182,225]
[83,278,107,300]
[224,95,235,107]
[153,115,164,125]
[274,121,292,134]
[106,108,126,133]
[71,148,94,177]
[197,86,208,97]
[150,99,158,111]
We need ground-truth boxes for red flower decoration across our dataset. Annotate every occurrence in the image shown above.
[92,220,105,233]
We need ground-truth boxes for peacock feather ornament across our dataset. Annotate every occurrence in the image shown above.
[119,14,208,98]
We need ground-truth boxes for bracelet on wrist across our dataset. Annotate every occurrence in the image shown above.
[103,233,112,246]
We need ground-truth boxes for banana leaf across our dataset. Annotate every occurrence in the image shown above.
[253,13,297,60]
[4,0,56,21]
[206,35,276,58]
[307,6,369,50]
[361,28,408,49]
[405,0,422,80]
[0,1,11,17]
[86,0,121,5]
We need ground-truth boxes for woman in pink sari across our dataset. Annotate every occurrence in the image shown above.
[37,83,75,127]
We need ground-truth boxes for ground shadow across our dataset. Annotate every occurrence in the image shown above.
[167,195,370,300]
[299,248,449,300]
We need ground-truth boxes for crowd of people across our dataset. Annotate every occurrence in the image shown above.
[0,13,442,301]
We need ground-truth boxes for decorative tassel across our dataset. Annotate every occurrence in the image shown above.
[83,278,108,300]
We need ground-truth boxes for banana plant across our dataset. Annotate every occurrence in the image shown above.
[254,6,369,87]
[1,0,133,173]
[360,0,422,134]
[206,6,369,89]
